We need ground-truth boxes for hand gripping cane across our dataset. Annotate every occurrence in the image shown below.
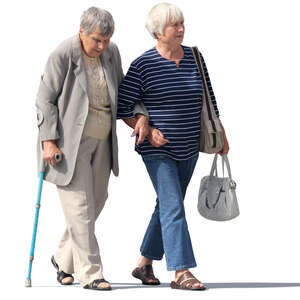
[25,152,62,287]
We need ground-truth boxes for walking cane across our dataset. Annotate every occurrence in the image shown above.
[25,152,62,287]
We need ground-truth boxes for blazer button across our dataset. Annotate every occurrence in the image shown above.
[37,109,44,127]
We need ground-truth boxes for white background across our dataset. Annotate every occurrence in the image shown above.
[0,0,300,299]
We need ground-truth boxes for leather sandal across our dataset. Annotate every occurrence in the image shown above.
[51,256,74,285]
[132,265,160,285]
[83,278,112,291]
[170,271,206,290]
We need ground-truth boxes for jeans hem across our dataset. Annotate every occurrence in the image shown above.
[141,252,163,261]
[167,263,197,271]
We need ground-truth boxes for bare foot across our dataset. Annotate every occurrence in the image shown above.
[61,276,74,284]
[96,281,111,289]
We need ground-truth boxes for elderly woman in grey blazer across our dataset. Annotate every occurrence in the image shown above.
[36,7,148,291]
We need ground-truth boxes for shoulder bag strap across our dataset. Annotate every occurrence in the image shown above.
[191,46,217,148]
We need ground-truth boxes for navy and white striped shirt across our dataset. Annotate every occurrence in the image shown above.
[117,46,219,160]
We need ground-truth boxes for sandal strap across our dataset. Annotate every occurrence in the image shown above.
[57,270,74,283]
[142,265,154,274]
[141,265,157,280]
[51,256,59,271]
[51,256,73,284]
[91,278,109,288]
[180,277,200,288]
[177,271,202,286]
[132,265,160,284]
[141,265,159,281]
[172,271,205,290]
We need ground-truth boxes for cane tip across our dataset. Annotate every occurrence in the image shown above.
[25,278,32,287]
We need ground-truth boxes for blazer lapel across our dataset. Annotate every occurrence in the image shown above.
[101,49,116,115]
[71,35,88,95]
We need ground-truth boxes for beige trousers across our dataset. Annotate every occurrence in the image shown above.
[54,134,111,286]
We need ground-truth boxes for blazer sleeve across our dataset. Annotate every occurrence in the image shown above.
[35,49,68,142]
[133,101,149,118]
[112,43,124,87]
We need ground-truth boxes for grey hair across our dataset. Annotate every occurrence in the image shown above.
[145,3,184,39]
[80,7,114,36]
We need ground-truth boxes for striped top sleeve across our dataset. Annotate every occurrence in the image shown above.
[117,63,143,119]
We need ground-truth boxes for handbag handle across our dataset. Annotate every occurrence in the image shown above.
[209,154,219,177]
[210,154,233,179]
[222,155,233,179]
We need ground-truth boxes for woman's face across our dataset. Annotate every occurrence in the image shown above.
[158,19,185,46]
[79,28,111,58]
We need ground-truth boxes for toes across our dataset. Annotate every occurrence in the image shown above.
[98,282,110,289]
[194,282,204,289]
[61,277,74,284]
[147,278,159,284]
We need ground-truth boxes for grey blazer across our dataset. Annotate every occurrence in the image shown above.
[36,35,146,186]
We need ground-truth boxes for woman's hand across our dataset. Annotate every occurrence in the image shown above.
[148,127,169,147]
[42,140,62,166]
[218,125,230,156]
[131,114,150,145]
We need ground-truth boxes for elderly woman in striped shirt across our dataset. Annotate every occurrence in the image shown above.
[117,2,229,291]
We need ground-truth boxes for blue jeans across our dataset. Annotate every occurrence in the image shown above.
[140,154,199,271]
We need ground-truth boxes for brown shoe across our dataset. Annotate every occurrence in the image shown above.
[170,271,206,290]
[132,265,160,285]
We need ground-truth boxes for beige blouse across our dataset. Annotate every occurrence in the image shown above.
[82,51,112,140]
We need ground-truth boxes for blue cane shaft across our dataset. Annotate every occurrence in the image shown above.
[26,171,44,280]
[26,152,60,283]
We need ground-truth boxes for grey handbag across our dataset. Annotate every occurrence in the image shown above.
[191,47,224,154]
[198,154,239,221]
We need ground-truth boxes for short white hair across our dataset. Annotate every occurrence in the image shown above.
[145,3,184,39]
[80,7,114,36]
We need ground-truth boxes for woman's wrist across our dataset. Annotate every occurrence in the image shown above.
[136,113,148,120]
[43,140,56,146]
[149,126,156,134]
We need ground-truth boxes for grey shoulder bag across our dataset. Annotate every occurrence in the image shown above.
[191,47,224,154]
[198,154,239,221]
